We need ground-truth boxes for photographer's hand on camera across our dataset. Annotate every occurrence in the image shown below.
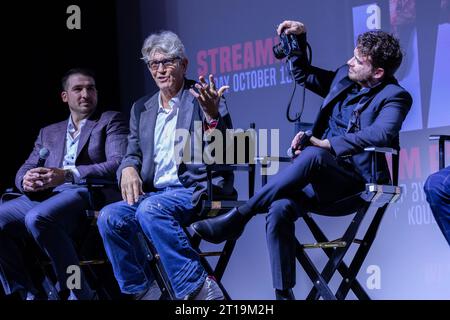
[273,20,308,62]
[277,20,307,36]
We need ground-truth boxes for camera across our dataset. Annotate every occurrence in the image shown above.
[273,32,306,59]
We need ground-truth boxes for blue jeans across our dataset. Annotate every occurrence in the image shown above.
[97,186,207,298]
[424,166,450,246]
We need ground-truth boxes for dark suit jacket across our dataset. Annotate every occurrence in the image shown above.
[15,110,129,205]
[292,57,412,183]
[118,79,234,210]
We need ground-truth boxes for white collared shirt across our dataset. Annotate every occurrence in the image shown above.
[62,116,85,182]
[153,87,184,189]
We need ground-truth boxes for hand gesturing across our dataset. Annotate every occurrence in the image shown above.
[189,74,229,122]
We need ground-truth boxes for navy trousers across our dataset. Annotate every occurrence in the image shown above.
[424,166,450,246]
[0,184,94,299]
[239,146,366,290]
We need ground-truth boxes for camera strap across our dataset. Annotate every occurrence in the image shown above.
[286,42,312,123]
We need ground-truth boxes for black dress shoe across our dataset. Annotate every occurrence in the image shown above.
[191,208,249,244]
[275,289,295,300]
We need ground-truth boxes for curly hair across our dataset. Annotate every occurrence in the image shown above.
[357,31,403,77]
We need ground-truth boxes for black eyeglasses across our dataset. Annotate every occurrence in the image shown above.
[147,57,181,70]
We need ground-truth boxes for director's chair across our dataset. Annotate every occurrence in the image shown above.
[0,179,122,300]
[261,146,400,300]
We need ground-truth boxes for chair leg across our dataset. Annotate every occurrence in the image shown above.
[202,256,232,301]
[213,240,236,281]
[188,232,233,300]
[302,211,370,299]
[335,204,387,300]
[25,241,60,300]
[305,204,369,300]
[33,263,59,300]
[295,239,336,300]
[150,255,177,300]
[139,233,177,300]
[137,228,234,300]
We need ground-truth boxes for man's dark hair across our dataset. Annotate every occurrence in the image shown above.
[61,68,96,90]
[357,31,403,78]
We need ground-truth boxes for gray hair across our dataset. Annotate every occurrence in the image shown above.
[141,30,187,63]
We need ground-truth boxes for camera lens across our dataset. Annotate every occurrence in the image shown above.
[273,43,286,59]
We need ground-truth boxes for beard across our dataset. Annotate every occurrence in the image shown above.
[348,69,373,84]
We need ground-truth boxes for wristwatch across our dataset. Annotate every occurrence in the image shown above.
[64,169,74,183]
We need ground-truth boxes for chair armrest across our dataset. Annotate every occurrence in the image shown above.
[205,164,253,172]
[77,178,117,186]
[429,135,449,170]
[255,156,291,164]
[429,135,450,141]
[364,147,399,185]
[363,147,398,155]
[1,190,23,204]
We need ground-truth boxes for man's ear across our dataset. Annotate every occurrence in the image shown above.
[181,58,188,74]
[373,67,385,80]
[61,91,68,103]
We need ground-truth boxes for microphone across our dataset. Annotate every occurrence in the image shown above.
[37,148,50,167]
[287,130,312,158]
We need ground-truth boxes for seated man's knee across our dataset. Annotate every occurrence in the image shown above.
[0,215,11,236]
[0,200,27,235]
[135,198,165,223]
[135,198,177,237]
[0,210,8,232]
[135,205,156,227]
[424,170,445,198]
[24,209,48,236]
[97,202,133,235]
[267,199,299,228]
[294,146,330,167]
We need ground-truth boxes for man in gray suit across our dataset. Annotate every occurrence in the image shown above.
[97,30,233,300]
[0,68,129,300]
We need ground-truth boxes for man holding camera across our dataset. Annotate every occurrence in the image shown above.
[191,20,412,299]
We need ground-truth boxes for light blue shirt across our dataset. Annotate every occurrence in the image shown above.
[153,88,183,189]
[63,116,86,182]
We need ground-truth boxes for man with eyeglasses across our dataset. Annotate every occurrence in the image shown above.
[97,30,233,300]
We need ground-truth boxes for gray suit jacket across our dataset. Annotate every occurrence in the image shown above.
[118,79,234,210]
[16,110,129,204]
